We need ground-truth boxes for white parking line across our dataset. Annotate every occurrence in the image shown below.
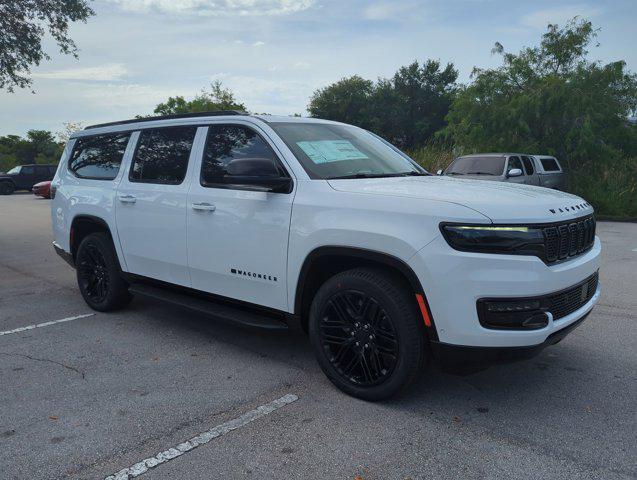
[0,313,95,336]
[105,393,299,480]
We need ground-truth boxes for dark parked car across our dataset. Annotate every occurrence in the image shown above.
[0,164,57,195]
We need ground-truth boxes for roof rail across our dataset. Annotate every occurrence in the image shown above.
[84,110,247,130]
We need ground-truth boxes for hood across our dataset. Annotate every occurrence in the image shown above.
[327,176,592,224]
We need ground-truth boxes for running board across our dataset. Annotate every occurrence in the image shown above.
[128,283,288,330]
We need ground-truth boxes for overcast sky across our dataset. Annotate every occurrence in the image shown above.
[1,0,635,137]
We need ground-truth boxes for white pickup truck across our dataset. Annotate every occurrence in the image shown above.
[51,112,599,400]
[441,153,566,190]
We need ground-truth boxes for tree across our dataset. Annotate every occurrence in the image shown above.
[152,81,246,116]
[308,61,458,149]
[0,0,95,92]
[308,75,375,130]
[442,18,637,172]
[0,130,62,172]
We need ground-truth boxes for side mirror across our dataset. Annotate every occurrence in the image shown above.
[507,168,523,177]
[436,169,444,176]
[225,157,292,193]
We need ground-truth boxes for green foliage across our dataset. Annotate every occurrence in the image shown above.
[0,130,63,172]
[0,0,94,92]
[442,17,637,217]
[308,60,458,149]
[152,81,246,116]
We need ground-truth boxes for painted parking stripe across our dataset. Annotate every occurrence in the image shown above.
[105,393,299,480]
[0,313,94,336]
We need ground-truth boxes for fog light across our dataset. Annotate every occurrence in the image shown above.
[478,299,548,330]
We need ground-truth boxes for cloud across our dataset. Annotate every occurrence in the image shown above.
[521,4,602,29]
[253,41,266,47]
[32,64,127,81]
[363,1,422,21]
[106,0,315,16]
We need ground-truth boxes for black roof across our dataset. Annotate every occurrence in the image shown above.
[84,110,248,130]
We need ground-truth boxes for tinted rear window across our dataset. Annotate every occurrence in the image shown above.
[446,156,505,176]
[130,126,197,184]
[540,158,560,171]
[69,133,131,180]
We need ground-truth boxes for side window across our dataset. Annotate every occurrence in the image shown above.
[130,126,197,184]
[69,133,131,180]
[540,158,560,172]
[521,156,534,175]
[507,156,523,172]
[35,166,48,176]
[49,166,58,176]
[201,125,284,188]
[21,166,35,175]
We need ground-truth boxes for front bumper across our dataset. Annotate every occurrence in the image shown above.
[409,235,601,347]
[431,309,592,373]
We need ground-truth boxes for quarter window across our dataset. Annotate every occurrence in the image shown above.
[540,158,560,172]
[201,125,284,188]
[130,126,197,184]
[69,133,131,180]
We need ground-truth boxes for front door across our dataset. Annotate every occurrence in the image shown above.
[115,126,201,287]
[187,124,294,311]
[505,156,526,185]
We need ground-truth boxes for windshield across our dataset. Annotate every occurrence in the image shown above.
[269,122,426,179]
[6,166,21,174]
[446,156,505,176]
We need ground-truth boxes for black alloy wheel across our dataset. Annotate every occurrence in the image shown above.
[75,233,132,311]
[77,243,110,304]
[318,290,398,386]
[309,268,427,401]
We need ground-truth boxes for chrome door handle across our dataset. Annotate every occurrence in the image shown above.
[191,202,216,212]
[118,194,136,204]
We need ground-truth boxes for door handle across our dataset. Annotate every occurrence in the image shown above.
[118,194,137,204]
[191,202,216,212]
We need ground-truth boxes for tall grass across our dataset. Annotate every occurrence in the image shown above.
[408,145,637,219]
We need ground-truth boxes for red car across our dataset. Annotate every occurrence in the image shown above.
[32,180,52,199]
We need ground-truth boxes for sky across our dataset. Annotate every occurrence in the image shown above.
[1,0,636,137]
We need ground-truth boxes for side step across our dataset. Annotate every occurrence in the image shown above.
[129,283,288,330]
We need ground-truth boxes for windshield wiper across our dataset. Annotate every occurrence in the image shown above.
[446,171,463,175]
[465,171,496,175]
[327,173,403,180]
[398,171,429,176]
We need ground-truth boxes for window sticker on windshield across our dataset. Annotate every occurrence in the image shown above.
[296,140,369,164]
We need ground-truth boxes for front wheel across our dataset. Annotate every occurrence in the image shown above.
[309,268,427,401]
[76,232,132,311]
[0,182,15,195]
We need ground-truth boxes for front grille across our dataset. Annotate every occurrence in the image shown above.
[547,271,599,320]
[542,216,595,263]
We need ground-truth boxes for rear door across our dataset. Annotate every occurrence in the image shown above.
[115,125,201,286]
[520,156,539,185]
[186,123,294,311]
[34,165,50,184]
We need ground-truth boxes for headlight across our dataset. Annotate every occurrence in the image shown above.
[441,224,546,258]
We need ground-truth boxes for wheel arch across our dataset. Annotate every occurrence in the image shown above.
[70,214,114,260]
[293,246,438,339]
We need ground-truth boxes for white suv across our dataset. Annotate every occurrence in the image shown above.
[51,112,600,400]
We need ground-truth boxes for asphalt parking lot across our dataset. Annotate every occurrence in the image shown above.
[1,193,636,480]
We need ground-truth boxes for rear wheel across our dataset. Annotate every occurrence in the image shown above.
[0,182,15,195]
[76,232,132,311]
[309,268,427,401]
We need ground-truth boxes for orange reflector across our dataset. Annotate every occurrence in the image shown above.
[415,293,432,327]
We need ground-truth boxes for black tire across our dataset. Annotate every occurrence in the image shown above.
[76,232,132,311]
[0,181,15,195]
[309,268,427,401]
